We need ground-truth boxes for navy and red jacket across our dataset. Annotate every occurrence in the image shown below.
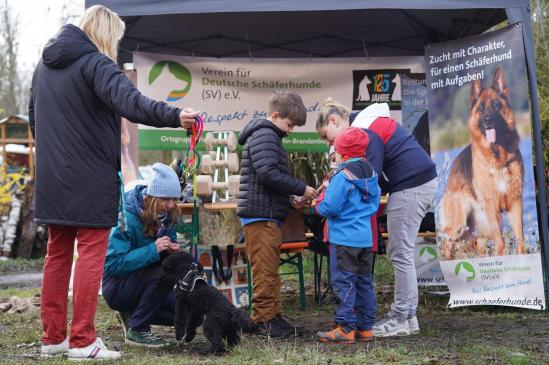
[351,105,437,194]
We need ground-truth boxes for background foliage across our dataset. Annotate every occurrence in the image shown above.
[532,0,549,205]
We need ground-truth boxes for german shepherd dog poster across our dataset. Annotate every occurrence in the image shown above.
[440,67,525,259]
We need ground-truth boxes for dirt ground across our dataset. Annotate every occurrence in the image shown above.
[1,279,548,365]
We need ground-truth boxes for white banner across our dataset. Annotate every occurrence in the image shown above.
[133,53,424,150]
[414,240,446,286]
[425,24,546,309]
[443,255,545,309]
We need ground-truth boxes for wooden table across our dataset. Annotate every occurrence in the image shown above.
[179,195,387,214]
[178,201,237,214]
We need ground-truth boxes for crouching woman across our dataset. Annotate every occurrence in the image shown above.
[102,163,182,348]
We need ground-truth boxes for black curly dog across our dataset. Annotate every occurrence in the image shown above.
[160,251,259,354]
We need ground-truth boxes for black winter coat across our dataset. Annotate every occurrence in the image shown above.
[236,119,306,222]
[29,25,182,228]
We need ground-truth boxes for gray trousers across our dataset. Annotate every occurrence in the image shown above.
[386,178,438,319]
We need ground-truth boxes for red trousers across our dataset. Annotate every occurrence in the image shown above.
[41,224,110,348]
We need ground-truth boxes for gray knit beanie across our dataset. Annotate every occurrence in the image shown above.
[145,163,181,198]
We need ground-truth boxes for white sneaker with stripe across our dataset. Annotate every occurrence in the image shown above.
[67,337,121,361]
[40,337,69,357]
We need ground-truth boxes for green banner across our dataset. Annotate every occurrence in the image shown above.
[138,130,328,153]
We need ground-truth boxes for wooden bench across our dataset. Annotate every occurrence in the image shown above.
[381,231,436,239]
[246,241,309,312]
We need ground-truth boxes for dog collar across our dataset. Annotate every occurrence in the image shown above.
[176,263,207,292]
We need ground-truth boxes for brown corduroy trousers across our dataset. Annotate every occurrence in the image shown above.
[243,221,282,322]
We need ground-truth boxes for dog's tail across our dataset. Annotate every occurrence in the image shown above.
[232,307,259,333]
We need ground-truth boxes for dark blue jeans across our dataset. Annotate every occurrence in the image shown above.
[330,243,376,330]
[102,263,175,332]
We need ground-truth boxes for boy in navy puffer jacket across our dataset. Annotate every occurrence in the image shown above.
[237,91,317,338]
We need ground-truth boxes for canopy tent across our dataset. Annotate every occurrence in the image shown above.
[85,0,548,299]
[84,1,526,61]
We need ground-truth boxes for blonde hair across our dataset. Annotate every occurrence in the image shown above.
[77,5,125,62]
[315,98,350,130]
[141,195,180,238]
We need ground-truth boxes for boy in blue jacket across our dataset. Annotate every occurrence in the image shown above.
[102,163,181,348]
[315,127,381,344]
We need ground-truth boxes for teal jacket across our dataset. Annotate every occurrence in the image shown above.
[103,185,177,278]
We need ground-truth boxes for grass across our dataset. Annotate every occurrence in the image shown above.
[1,256,549,364]
[0,257,44,275]
[0,287,40,298]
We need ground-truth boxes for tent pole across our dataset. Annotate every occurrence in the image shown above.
[509,7,549,309]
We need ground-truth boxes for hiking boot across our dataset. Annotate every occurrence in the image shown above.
[125,329,169,348]
[257,316,294,338]
[315,325,355,344]
[274,314,303,337]
[67,337,121,361]
[116,311,131,338]
[408,315,420,335]
[41,337,68,357]
[356,329,374,342]
[372,311,410,337]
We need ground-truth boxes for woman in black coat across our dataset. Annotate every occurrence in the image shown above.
[30,5,198,361]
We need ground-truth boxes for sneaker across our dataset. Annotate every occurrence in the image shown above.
[125,329,168,348]
[408,315,420,334]
[115,311,130,338]
[315,325,355,344]
[356,329,374,342]
[41,337,69,357]
[67,337,121,361]
[372,312,411,337]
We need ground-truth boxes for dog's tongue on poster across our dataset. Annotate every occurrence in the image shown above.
[486,129,496,144]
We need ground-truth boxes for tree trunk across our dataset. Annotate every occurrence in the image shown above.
[16,181,36,258]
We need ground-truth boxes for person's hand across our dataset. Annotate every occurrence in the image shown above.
[316,180,329,195]
[155,236,173,253]
[179,108,200,129]
[290,195,307,209]
[167,242,181,253]
[303,186,318,201]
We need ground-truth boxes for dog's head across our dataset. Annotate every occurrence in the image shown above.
[158,251,203,293]
[469,67,518,151]
[162,251,200,277]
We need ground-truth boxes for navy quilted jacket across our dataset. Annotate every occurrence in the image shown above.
[29,24,182,228]
[236,118,306,221]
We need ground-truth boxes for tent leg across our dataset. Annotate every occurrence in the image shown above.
[508,7,549,309]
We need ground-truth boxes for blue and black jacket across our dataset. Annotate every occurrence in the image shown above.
[316,159,381,248]
[352,103,437,193]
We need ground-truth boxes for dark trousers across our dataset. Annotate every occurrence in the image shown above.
[330,244,376,330]
[102,264,175,332]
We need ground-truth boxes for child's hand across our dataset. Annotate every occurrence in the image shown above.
[316,180,329,194]
[303,186,318,201]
